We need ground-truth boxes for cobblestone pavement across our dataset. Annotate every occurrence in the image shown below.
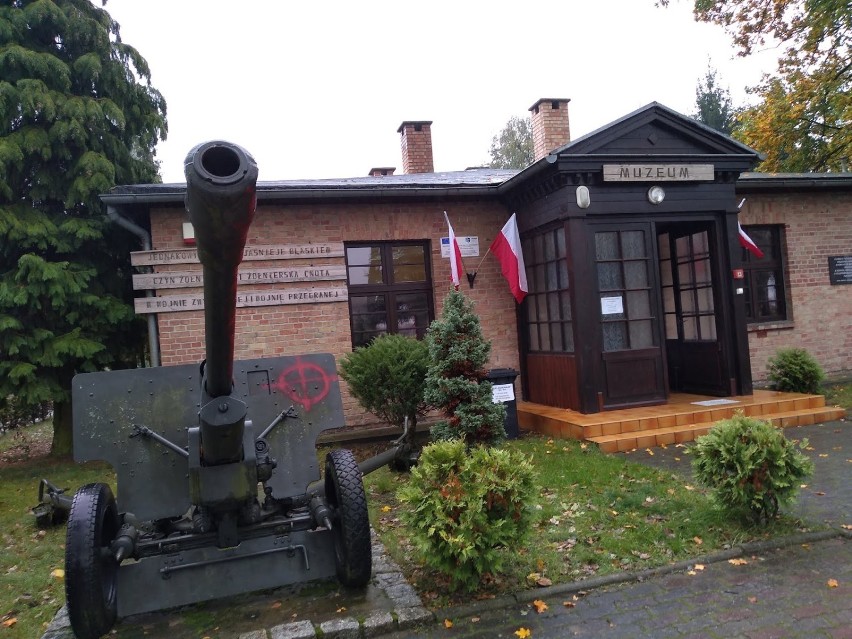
[382,536,851,638]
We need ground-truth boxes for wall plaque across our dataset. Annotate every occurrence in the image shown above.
[828,256,852,285]
[131,243,345,266]
[134,287,348,314]
[602,164,714,182]
[132,265,346,290]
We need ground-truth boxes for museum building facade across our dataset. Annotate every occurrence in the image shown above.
[102,99,852,426]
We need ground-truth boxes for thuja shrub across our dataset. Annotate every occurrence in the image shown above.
[767,347,825,394]
[338,334,432,430]
[397,439,536,590]
[691,412,813,523]
[425,290,505,446]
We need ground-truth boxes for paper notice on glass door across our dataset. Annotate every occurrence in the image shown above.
[601,296,624,315]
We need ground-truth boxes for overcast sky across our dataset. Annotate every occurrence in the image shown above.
[102,0,780,184]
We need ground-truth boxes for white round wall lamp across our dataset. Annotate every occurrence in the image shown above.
[576,185,591,209]
[647,185,666,205]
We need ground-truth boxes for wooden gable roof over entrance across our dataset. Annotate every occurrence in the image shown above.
[500,102,761,210]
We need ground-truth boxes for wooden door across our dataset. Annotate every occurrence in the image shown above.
[658,226,730,395]
[594,225,666,409]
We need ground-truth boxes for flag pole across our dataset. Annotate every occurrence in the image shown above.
[465,248,491,288]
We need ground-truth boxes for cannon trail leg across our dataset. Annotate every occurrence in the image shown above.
[65,483,119,639]
[324,450,371,587]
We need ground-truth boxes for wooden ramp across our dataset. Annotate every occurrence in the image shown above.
[518,390,846,453]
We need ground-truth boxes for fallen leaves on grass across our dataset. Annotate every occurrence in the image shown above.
[443,619,453,628]
[514,628,531,638]
[728,558,749,566]
[827,579,839,588]
[50,568,64,580]
[2,618,17,628]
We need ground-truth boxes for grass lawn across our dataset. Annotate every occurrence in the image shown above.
[362,433,817,608]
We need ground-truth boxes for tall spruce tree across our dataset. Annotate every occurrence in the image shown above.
[693,63,736,135]
[424,290,505,446]
[0,0,167,455]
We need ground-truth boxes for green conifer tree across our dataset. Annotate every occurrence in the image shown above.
[424,290,505,446]
[0,0,167,455]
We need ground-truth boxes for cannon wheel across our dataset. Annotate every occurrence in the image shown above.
[325,449,371,587]
[65,483,119,639]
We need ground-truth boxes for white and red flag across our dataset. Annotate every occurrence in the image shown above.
[489,213,528,303]
[444,211,464,290]
[738,221,764,258]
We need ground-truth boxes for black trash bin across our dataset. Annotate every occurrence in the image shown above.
[486,368,519,440]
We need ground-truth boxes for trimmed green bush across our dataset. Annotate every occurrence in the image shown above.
[424,290,505,446]
[767,347,825,394]
[691,412,813,522]
[397,440,536,590]
[338,334,431,430]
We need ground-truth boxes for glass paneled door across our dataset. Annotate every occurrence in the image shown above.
[658,225,730,395]
[594,224,666,408]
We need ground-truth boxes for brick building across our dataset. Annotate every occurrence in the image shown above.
[102,99,851,427]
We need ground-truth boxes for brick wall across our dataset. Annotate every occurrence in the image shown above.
[739,191,852,382]
[148,200,521,426]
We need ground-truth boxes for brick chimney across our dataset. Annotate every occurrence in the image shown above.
[529,98,571,161]
[368,167,396,177]
[397,121,434,174]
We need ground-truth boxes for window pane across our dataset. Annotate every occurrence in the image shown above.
[665,313,678,339]
[537,294,549,321]
[560,292,572,320]
[551,322,563,351]
[346,246,381,266]
[559,260,569,289]
[529,325,540,351]
[563,323,575,351]
[548,292,559,320]
[540,324,551,350]
[396,293,429,337]
[546,262,558,290]
[621,230,646,259]
[598,262,622,290]
[603,322,628,351]
[682,316,697,340]
[595,232,619,260]
[392,245,427,283]
[544,232,556,261]
[696,285,714,312]
[556,227,566,256]
[348,265,383,285]
[658,233,670,260]
[659,258,672,286]
[662,286,675,313]
[527,296,538,321]
[699,315,717,340]
[624,261,648,288]
[627,290,651,318]
[629,320,653,348]
[680,290,695,313]
[694,258,711,286]
[678,262,693,286]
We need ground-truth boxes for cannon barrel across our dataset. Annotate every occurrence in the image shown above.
[184,141,258,463]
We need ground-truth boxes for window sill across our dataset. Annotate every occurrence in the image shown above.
[747,320,795,333]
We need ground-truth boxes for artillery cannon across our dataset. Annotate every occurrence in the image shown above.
[65,141,376,639]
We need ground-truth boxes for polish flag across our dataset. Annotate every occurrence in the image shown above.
[444,211,464,290]
[489,213,528,303]
[738,221,764,258]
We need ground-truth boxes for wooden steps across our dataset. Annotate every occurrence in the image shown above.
[517,391,846,454]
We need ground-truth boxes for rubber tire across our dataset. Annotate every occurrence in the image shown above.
[65,483,120,639]
[324,449,372,587]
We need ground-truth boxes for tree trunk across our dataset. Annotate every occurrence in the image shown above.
[50,399,74,459]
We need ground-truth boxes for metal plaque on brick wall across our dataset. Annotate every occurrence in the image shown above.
[828,256,852,285]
